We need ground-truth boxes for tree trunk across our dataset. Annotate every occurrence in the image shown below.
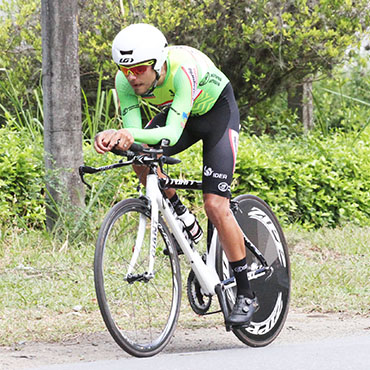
[288,79,314,131]
[41,0,85,230]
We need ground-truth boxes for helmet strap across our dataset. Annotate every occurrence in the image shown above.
[140,69,161,97]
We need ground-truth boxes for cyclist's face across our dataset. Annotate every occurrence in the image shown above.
[124,66,156,95]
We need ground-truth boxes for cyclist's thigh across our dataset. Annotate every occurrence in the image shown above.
[202,128,238,198]
[202,86,240,198]
[163,129,199,156]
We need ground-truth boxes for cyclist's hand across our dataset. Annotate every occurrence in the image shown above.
[94,129,118,154]
[115,129,134,151]
[94,129,134,154]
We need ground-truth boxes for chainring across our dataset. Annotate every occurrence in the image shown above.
[186,269,212,315]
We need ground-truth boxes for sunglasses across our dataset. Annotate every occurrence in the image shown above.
[119,60,155,77]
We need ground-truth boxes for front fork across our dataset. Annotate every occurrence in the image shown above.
[125,175,159,281]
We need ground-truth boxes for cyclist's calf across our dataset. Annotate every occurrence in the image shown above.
[203,193,245,262]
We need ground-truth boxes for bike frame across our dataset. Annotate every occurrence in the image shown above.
[140,170,269,325]
[143,172,221,296]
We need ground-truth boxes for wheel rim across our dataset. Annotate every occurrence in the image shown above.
[95,202,181,355]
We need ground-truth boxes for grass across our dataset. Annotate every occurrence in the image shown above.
[0,223,369,346]
[288,224,370,314]
[0,227,105,344]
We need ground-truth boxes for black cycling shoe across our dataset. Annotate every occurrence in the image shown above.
[225,295,259,327]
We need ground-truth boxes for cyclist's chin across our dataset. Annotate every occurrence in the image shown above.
[131,83,147,95]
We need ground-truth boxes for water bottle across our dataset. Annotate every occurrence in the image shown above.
[177,209,203,244]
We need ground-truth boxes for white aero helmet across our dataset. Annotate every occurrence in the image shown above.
[112,23,168,75]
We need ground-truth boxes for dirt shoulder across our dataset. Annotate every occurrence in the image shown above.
[1,311,370,370]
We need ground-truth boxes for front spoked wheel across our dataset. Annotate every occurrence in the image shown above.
[217,194,291,347]
[94,198,182,357]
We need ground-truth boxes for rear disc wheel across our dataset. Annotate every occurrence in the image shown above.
[217,194,291,347]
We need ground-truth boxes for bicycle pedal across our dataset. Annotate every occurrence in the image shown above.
[225,317,253,330]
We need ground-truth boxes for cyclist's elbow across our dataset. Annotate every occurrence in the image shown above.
[167,132,182,147]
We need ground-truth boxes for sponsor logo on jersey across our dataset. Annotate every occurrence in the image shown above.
[182,66,199,101]
[200,72,222,86]
[199,72,210,86]
[209,73,222,86]
[122,104,140,116]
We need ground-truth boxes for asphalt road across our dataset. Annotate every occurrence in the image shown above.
[30,334,370,370]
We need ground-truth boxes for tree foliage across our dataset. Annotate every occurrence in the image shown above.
[0,0,121,116]
[0,0,42,103]
[140,0,370,115]
[1,0,370,122]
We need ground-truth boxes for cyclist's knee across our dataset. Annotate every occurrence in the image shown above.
[203,194,230,226]
[132,164,148,185]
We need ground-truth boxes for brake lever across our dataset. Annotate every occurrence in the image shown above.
[79,165,93,189]
[79,157,135,189]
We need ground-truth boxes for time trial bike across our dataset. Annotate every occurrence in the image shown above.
[79,143,291,358]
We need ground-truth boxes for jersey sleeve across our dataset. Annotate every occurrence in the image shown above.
[115,71,142,130]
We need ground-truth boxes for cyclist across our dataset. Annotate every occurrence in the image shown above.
[94,23,259,327]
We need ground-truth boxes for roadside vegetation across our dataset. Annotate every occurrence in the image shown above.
[1,222,369,345]
[1,0,369,347]
[1,62,370,346]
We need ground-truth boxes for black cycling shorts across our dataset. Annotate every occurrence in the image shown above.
[145,83,240,198]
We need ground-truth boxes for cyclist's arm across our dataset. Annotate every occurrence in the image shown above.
[115,71,142,130]
[125,68,195,146]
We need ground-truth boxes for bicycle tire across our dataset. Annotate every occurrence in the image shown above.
[216,194,290,347]
[94,198,182,357]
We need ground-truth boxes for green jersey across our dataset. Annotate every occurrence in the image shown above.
[115,46,229,145]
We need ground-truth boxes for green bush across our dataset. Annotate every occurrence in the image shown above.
[234,130,370,228]
[87,129,369,230]
[0,126,45,227]
[1,125,369,230]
